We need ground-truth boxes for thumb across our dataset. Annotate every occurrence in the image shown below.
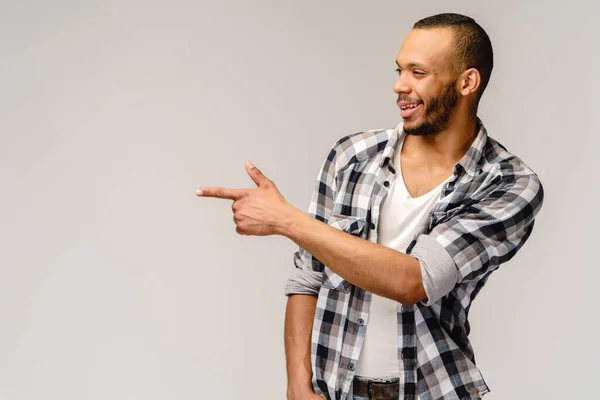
[245,160,269,187]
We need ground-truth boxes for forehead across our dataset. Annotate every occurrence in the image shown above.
[396,28,455,72]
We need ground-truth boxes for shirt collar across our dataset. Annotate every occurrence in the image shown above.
[379,118,488,177]
[378,124,401,168]
[455,118,488,177]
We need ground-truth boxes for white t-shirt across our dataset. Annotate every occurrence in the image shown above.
[354,133,451,378]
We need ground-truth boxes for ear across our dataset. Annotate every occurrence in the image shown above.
[459,68,481,97]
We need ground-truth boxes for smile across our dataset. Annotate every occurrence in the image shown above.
[400,103,420,110]
[399,103,422,119]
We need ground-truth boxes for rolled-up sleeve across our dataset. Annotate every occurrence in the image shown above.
[284,143,339,297]
[284,251,325,296]
[411,173,544,306]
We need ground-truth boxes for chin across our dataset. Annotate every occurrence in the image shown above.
[403,120,439,136]
[402,118,421,131]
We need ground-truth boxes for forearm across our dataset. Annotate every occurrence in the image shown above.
[279,208,425,305]
[284,294,318,398]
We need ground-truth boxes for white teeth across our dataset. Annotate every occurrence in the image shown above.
[402,104,419,110]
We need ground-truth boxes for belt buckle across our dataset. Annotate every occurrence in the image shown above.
[367,378,394,399]
[367,378,388,399]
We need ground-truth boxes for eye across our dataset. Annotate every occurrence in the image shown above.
[394,68,401,75]
[413,70,425,76]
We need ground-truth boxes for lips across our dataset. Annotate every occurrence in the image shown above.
[400,102,422,119]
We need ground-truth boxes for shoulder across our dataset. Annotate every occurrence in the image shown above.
[328,127,396,170]
[481,136,544,203]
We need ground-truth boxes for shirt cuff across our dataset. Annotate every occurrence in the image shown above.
[410,234,458,306]
[284,268,322,297]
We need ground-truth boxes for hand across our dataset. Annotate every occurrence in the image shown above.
[287,391,327,400]
[287,385,327,400]
[196,161,296,236]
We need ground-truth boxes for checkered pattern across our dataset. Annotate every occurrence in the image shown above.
[284,119,544,400]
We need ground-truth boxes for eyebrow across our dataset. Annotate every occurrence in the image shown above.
[395,60,427,69]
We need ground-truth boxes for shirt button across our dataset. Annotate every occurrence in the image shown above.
[348,363,355,371]
[369,223,375,230]
[358,318,365,325]
[383,181,390,187]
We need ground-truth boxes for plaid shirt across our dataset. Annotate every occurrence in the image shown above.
[284,119,544,400]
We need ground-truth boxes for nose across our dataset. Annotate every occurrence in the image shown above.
[393,73,411,95]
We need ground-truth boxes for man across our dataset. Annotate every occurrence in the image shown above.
[196,13,544,400]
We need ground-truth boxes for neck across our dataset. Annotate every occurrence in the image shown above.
[401,113,478,172]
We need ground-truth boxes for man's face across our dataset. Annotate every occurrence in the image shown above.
[394,28,460,135]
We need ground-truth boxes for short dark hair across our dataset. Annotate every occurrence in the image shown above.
[414,13,494,102]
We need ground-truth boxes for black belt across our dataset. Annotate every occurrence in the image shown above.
[353,377,400,400]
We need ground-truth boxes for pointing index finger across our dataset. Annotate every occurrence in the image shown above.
[196,187,245,200]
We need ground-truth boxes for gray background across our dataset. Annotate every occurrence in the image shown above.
[0,0,597,399]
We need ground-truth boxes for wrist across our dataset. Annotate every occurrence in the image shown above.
[287,384,314,399]
[275,204,305,238]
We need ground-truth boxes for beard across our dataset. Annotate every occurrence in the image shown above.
[402,80,458,136]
